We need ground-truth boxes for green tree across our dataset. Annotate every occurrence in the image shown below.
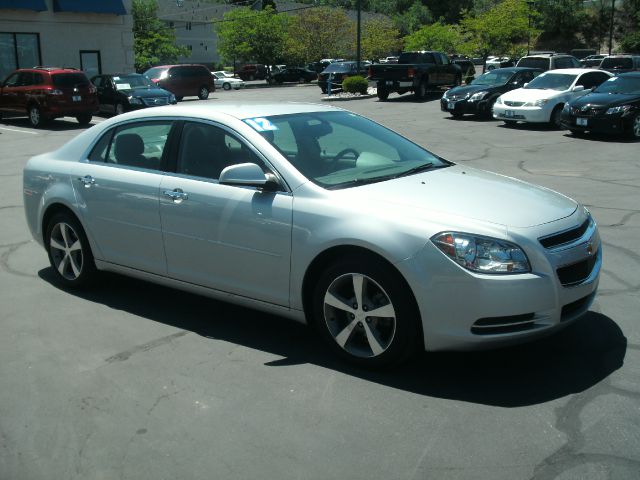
[285,7,355,64]
[216,6,289,69]
[404,22,463,53]
[393,1,433,35]
[460,0,538,65]
[616,0,640,52]
[534,0,588,51]
[361,18,402,61]
[132,0,189,72]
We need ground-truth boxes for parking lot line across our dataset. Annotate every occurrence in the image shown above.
[0,126,39,135]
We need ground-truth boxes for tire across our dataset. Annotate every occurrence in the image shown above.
[630,114,640,139]
[76,113,92,125]
[311,255,420,368]
[45,212,97,288]
[569,129,586,137]
[451,111,463,118]
[175,96,183,102]
[197,86,209,100]
[28,105,45,128]
[550,105,563,129]
[503,120,517,126]
[115,103,125,115]
[414,81,426,100]
[223,82,231,91]
[320,87,327,94]
[298,76,305,84]
[486,97,497,118]
[454,75,462,87]
[377,88,389,101]
[249,74,255,81]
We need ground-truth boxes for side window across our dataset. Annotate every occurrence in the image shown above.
[177,122,266,180]
[88,129,114,162]
[440,53,450,65]
[3,72,20,87]
[571,57,581,67]
[18,72,33,86]
[432,54,442,65]
[106,121,172,170]
[33,73,44,85]
[593,73,611,86]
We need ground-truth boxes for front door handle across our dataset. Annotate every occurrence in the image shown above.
[163,188,188,203]
[78,175,96,188]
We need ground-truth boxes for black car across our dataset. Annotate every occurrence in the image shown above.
[560,72,640,139]
[452,58,476,81]
[318,61,369,94]
[91,73,176,115]
[441,67,541,118]
[599,55,640,74]
[269,67,317,84]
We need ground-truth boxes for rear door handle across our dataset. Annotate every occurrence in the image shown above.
[78,175,95,188]
[163,188,188,203]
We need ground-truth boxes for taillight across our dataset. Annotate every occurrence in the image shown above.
[407,67,415,79]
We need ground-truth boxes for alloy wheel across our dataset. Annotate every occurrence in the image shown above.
[115,103,124,115]
[223,82,231,90]
[29,106,40,127]
[633,115,640,139]
[49,222,83,281]
[323,273,396,358]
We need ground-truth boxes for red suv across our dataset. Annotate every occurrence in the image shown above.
[143,64,215,101]
[0,67,98,128]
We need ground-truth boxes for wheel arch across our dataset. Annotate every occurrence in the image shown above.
[40,201,101,260]
[301,244,424,348]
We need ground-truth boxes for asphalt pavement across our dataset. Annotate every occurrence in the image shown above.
[0,86,638,480]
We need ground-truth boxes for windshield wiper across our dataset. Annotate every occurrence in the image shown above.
[393,162,436,179]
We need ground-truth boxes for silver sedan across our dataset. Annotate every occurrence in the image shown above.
[23,103,601,367]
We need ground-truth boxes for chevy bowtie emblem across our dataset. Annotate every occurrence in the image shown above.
[587,242,594,255]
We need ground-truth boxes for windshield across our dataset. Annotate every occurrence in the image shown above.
[471,71,513,85]
[601,58,633,69]
[517,58,549,70]
[594,76,640,94]
[113,74,153,89]
[243,111,450,189]
[144,67,167,80]
[524,73,577,91]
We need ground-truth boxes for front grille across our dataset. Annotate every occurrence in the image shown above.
[142,97,169,106]
[561,293,595,321]
[471,313,536,335]
[447,94,467,101]
[556,254,598,286]
[504,101,525,107]
[570,107,605,117]
[539,218,591,249]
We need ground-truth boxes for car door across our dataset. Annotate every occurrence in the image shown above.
[71,120,175,274]
[158,120,293,307]
[0,72,22,116]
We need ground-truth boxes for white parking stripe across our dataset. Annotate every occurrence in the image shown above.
[0,126,39,134]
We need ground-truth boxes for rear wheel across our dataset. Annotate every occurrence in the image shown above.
[550,105,563,129]
[45,212,97,288]
[298,76,305,83]
[198,86,209,100]
[223,82,231,91]
[377,88,389,101]
[569,129,586,137]
[415,81,426,100]
[175,96,183,102]
[503,120,517,126]
[312,256,420,368]
[115,103,125,115]
[630,114,640,139]
[28,105,45,128]
[76,113,92,125]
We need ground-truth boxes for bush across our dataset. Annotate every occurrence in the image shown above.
[342,75,368,94]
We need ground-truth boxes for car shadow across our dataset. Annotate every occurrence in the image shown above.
[1,117,90,131]
[561,132,638,143]
[496,122,560,132]
[38,268,627,408]
[382,92,443,104]
[443,115,496,123]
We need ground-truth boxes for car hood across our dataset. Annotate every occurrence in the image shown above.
[501,88,563,102]
[570,91,640,108]
[124,87,172,98]
[446,84,503,97]
[341,165,577,228]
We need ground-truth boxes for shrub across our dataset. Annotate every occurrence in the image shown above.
[342,75,368,94]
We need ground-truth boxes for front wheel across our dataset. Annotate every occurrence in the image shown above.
[115,103,125,115]
[198,86,209,100]
[503,120,517,126]
[223,82,231,91]
[377,88,389,101]
[312,256,420,367]
[550,105,563,129]
[45,212,97,288]
[629,114,640,139]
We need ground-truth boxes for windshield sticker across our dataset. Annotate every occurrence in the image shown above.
[245,117,278,132]
[115,83,131,90]
[113,76,120,80]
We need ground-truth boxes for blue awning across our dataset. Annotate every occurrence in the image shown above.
[53,0,126,15]
[0,0,47,11]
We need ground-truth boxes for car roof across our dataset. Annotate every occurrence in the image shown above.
[113,102,342,122]
[483,67,540,73]
[539,68,590,75]
[18,67,83,74]
[617,72,640,78]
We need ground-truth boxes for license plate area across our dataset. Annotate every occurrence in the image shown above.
[385,81,393,86]
[576,117,588,126]
[505,110,514,118]
[72,95,81,102]
[447,101,456,110]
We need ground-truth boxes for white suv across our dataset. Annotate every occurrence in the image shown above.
[492,69,612,127]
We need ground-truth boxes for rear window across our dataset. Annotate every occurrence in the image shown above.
[52,73,89,87]
[398,52,435,64]
[601,58,633,69]
[517,57,550,70]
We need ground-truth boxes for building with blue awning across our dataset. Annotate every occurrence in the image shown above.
[0,0,133,81]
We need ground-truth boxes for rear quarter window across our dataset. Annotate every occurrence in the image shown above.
[517,58,550,70]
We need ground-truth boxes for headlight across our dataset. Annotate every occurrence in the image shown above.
[496,96,503,105]
[431,232,531,274]
[469,91,488,102]
[606,105,631,115]
[525,99,550,107]
[169,94,176,103]
[128,96,143,105]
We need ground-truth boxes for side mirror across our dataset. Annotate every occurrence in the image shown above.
[523,82,528,87]
[219,163,280,191]
[571,85,585,92]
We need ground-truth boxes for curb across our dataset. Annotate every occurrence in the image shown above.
[321,94,374,102]
[243,82,319,90]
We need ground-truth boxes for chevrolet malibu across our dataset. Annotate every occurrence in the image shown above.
[23,103,601,367]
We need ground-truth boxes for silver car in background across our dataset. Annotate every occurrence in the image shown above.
[23,103,601,367]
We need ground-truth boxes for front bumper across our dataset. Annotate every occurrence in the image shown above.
[493,103,551,123]
[560,111,628,135]
[397,210,601,351]
[440,96,493,115]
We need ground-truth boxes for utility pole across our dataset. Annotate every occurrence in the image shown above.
[356,0,361,74]
[527,1,534,55]
[608,0,615,55]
